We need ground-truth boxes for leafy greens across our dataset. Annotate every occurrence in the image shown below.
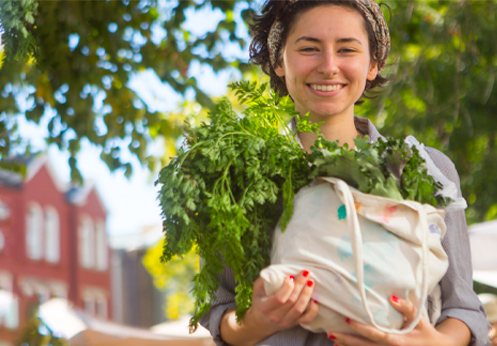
[156,81,452,330]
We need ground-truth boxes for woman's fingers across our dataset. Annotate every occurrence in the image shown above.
[257,275,295,312]
[390,295,418,328]
[254,270,317,329]
[296,298,319,325]
[328,297,421,345]
[283,271,315,321]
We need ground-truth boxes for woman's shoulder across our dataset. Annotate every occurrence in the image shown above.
[422,146,460,187]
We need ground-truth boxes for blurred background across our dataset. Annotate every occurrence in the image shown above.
[0,0,497,345]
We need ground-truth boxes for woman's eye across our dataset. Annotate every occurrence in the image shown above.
[339,48,356,53]
[300,47,318,52]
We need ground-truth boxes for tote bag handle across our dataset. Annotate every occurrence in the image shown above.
[334,179,429,334]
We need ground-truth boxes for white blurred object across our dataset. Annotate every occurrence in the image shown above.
[38,298,214,346]
[151,315,212,339]
[0,290,13,314]
[38,298,86,339]
[469,219,497,290]
[469,219,497,270]
[478,293,497,324]
[0,289,18,329]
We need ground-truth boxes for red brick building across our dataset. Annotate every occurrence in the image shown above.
[0,155,111,345]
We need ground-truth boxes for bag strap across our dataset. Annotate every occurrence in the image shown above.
[334,178,429,334]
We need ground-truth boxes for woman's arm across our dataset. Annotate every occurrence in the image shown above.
[219,271,319,346]
[427,148,491,345]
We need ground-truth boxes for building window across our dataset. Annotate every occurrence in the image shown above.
[26,203,43,260]
[44,206,60,263]
[0,231,5,252]
[79,216,95,269]
[0,280,18,330]
[83,296,95,315]
[96,298,107,318]
[95,220,108,271]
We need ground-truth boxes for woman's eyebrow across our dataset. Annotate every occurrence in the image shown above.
[294,36,362,45]
[295,36,321,44]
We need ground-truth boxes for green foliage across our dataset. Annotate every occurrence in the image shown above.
[310,136,452,207]
[16,316,68,346]
[361,0,497,223]
[2,0,497,222]
[0,0,252,179]
[142,240,198,320]
[156,81,310,330]
[157,81,451,330]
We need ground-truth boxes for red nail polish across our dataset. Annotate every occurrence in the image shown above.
[391,295,400,303]
[345,317,351,324]
[312,299,318,304]
[289,275,295,282]
[328,333,336,340]
[307,280,314,287]
[302,270,309,277]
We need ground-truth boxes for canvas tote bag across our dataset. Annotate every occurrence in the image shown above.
[260,176,449,335]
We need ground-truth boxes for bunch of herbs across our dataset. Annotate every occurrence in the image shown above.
[309,135,452,207]
[156,81,452,331]
[156,81,313,330]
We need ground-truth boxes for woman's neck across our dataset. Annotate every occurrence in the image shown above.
[297,115,360,153]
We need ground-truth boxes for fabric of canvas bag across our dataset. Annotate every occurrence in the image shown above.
[260,177,449,335]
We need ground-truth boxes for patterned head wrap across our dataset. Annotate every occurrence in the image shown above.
[267,0,390,73]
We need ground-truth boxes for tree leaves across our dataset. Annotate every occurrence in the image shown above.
[0,0,251,179]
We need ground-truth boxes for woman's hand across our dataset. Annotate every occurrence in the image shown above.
[327,296,471,346]
[220,270,319,346]
[489,325,497,346]
[248,270,319,332]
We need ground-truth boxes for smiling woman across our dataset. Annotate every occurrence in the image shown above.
[274,5,378,147]
[197,1,491,346]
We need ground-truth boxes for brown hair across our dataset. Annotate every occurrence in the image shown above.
[249,0,389,104]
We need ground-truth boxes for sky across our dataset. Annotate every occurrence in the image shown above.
[13,2,252,238]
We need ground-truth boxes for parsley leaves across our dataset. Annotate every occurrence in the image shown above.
[156,81,452,330]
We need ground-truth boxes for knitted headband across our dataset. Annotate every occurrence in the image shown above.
[267,0,390,72]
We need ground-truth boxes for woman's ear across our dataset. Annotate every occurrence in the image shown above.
[274,62,285,77]
[367,61,378,81]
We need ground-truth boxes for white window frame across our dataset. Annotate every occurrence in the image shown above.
[95,220,108,271]
[83,296,95,315]
[96,297,107,318]
[44,206,60,263]
[26,203,43,260]
[79,216,95,269]
[0,273,18,330]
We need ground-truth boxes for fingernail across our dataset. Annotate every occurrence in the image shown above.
[302,270,309,277]
[328,333,336,340]
[289,275,295,282]
[307,280,314,287]
[391,295,400,303]
[345,317,351,324]
[312,299,318,304]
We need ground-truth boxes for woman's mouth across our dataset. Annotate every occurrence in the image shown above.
[309,84,343,92]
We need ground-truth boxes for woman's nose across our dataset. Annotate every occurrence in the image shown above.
[317,52,339,76]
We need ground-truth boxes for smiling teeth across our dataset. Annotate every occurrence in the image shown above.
[311,84,341,91]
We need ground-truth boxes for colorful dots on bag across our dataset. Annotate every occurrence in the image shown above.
[354,201,362,212]
[381,205,398,223]
[338,205,347,220]
[429,224,441,235]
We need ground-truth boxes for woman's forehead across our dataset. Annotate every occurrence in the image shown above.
[288,5,368,42]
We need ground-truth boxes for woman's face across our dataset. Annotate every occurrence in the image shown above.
[275,5,378,123]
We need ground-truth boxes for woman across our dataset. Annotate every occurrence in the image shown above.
[199,1,491,345]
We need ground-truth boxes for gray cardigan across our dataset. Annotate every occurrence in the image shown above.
[199,117,491,346]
